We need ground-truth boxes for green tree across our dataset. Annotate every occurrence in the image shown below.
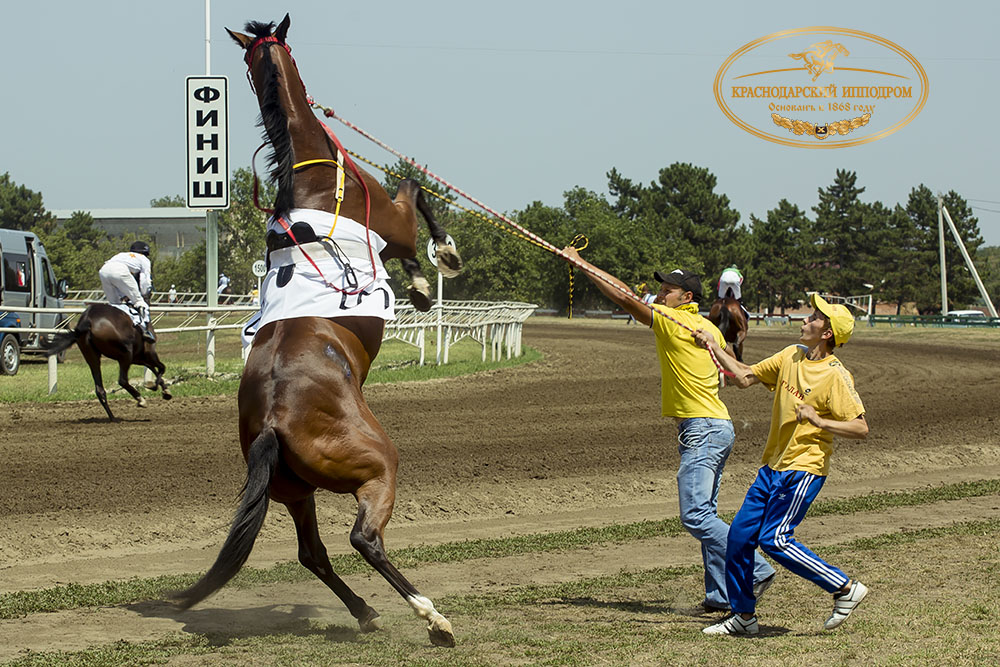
[0,172,55,233]
[872,202,925,314]
[608,163,742,296]
[217,167,274,293]
[150,194,186,208]
[36,211,113,290]
[748,200,813,314]
[812,169,871,296]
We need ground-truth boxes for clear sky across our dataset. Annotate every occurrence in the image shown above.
[5,1,999,247]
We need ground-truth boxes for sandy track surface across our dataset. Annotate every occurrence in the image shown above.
[1,319,998,658]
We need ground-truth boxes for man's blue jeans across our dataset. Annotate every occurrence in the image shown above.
[677,417,775,608]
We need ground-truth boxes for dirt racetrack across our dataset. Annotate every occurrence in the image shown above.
[1,318,999,659]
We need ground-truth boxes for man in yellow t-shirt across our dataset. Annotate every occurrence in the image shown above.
[696,294,870,637]
[562,249,775,612]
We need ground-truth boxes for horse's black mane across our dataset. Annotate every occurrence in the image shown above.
[248,22,295,218]
[244,21,276,39]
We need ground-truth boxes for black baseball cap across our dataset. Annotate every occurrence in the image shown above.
[653,269,703,300]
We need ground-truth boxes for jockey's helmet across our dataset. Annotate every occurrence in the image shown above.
[129,241,151,256]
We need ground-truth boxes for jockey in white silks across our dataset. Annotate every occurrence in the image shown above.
[99,240,156,342]
[717,265,744,301]
[717,265,750,320]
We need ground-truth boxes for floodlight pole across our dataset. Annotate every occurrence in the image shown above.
[940,203,998,318]
[937,195,948,315]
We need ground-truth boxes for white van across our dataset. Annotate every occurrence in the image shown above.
[0,228,69,356]
[946,310,987,320]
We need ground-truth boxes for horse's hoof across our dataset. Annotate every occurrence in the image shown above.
[137,397,147,408]
[435,244,463,278]
[357,607,382,633]
[427,616,455,647]
[162,392,173,401]
[408,279,432,312]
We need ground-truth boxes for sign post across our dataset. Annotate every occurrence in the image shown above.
[252,259,267,304]
[186,74,229,375]
[427,235,456,365]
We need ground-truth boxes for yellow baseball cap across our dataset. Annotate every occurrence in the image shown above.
[810,293,855,346]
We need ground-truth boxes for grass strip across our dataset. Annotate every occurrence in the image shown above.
[9,517,1000,667]
[1,478,998,619]
[439,516,1000,613]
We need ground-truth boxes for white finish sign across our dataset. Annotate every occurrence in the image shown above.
[186,76,230,209]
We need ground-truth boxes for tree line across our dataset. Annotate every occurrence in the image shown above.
[0,165,994,315]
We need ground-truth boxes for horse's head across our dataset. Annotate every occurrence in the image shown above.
[227,14,298,218]
[226,14,291,68]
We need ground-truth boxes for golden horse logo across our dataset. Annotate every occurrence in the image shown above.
[788,40,849,81]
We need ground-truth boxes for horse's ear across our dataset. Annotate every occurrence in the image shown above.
[226,28,252,49]
[275,13,291,42]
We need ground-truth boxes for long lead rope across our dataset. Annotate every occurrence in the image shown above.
[308,100,733,376]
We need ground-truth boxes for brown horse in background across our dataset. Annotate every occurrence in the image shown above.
[707,297,748,362]
[47,303,171,421]
[171,15,457,647]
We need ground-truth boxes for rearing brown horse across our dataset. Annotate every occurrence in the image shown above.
[171,15,456,647]
[707,297,748,362]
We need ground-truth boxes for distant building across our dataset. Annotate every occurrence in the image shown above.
[50,208,211,259]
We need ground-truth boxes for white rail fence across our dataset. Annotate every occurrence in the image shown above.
[1,300,536,394]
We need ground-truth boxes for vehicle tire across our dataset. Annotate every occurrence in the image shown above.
[1,334,20,376]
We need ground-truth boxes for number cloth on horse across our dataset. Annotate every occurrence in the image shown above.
[241,208,396,348]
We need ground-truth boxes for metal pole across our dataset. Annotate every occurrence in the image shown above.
[205,0,211,75]
[941,205,999,318]
[937,195,948,315]
[435,271,443,365]
[206,209,218,375]
[48,354,57,395]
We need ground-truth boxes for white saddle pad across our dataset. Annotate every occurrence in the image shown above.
[110,303,141,327]
[241,211,396,348]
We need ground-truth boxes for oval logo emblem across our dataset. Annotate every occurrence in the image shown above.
[714,27,928,148]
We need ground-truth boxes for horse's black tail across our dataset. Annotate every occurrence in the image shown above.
[170,427,280,610]
[46,327,83,357]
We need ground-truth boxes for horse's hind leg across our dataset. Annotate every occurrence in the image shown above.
[117,360,146,408]
[80,343,115,421]
[351,479,455,647]
[285,495,382,633]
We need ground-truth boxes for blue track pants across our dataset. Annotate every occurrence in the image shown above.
[727,466,850,614]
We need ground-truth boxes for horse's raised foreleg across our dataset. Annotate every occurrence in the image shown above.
[146,355,172,401]
[285,495,382,633]
[351,479,455,647]
[80,341,115,422]
[117,360,146,408]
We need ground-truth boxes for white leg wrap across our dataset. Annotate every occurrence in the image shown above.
[406,594,442,622]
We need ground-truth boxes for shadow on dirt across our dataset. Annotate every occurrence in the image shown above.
[126,599,361,645]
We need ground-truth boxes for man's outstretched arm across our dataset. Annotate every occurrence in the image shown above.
[693,328,760,388]
[562,247,651,326]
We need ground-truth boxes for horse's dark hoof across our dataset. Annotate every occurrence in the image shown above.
[162,392,173,401]
[408,279,432,312]
[357,607,382,633]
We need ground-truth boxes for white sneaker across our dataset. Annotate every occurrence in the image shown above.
[753,573,776,600]
[703,614,759,635]
[824,580,869,630]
